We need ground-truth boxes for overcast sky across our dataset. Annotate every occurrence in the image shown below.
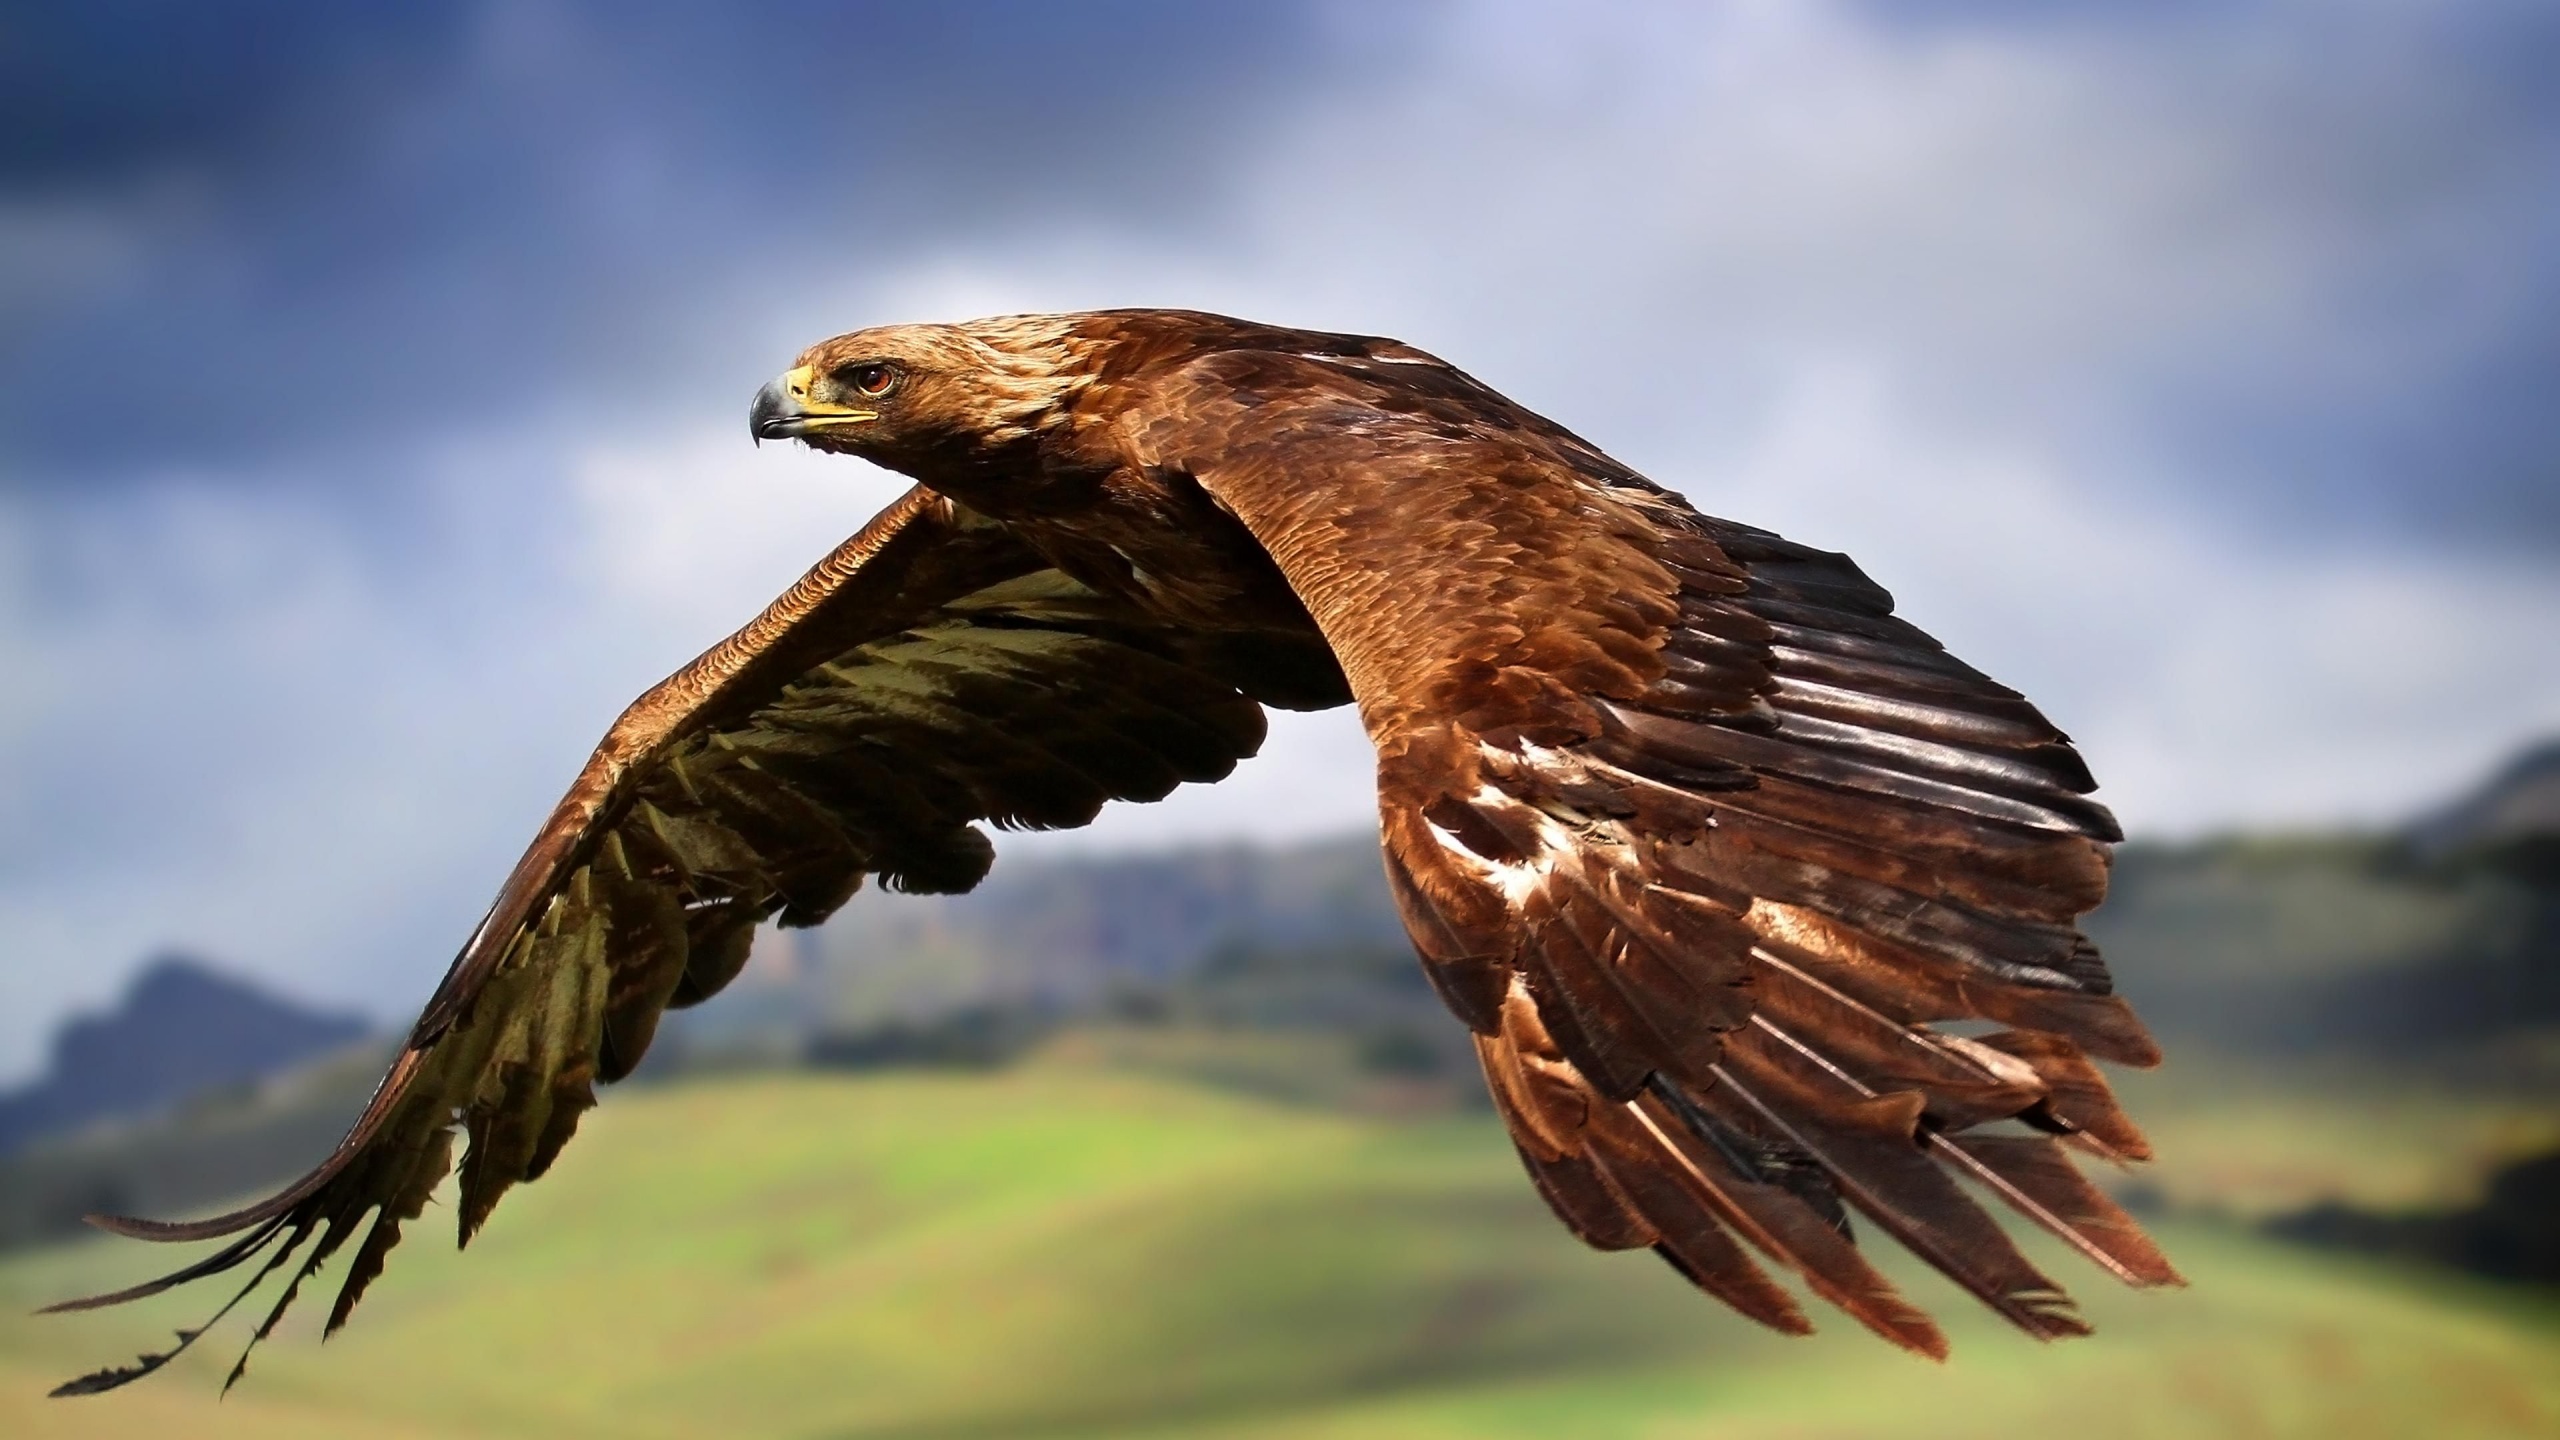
[4,0,2557,1080]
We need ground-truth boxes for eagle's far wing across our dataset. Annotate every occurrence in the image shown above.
[1141,345,2177,1357]
[49,484,1280,1394]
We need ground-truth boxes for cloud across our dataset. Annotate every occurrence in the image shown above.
[4,0,2559,1077]
[1690,357,2560,834]
[0,1,1351,486]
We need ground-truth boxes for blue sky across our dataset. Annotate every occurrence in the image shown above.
[4,0,2558,1078]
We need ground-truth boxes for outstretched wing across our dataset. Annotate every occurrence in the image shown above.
[49,484,1307,1394]
[1134,341,2176,1357]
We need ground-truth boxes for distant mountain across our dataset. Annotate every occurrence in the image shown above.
[751,738,2560,1084]
[663,834,1407,1063]
[2093,833,2556,1068]
[756,837,1403,1032]
[0,957,371,1156]
[2406,737,2560,874]
[0,1043,384,1250]
[2056,736,2559,1078]
[835,837,1399,989]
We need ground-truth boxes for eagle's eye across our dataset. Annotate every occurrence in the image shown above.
[838,362,898,399]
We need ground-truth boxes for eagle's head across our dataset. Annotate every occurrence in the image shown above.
[750,314,1099,474]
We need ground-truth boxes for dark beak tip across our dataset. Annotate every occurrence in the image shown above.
[748,378,790,446]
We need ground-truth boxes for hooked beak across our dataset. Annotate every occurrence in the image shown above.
[750,365,878,445]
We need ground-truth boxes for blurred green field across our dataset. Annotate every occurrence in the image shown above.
[2104,1055,2560,1217]
[5,1064,2556,1440]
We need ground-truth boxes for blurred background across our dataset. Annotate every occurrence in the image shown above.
[3,3,2556,1436]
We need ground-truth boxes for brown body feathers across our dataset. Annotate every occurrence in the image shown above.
[51,309,2173,1396]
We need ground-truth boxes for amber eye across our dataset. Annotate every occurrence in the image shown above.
[840,362,897,398]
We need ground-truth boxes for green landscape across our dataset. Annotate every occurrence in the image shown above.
[5,1061,2555,1439]
[3,744,2556,1438]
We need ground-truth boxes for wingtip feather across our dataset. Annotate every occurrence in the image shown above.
[48,1333,189,1398]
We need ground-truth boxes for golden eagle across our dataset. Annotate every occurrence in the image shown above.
[53,310,2174,1394]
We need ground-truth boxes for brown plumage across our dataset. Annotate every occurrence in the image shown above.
[49,308,2175,1396]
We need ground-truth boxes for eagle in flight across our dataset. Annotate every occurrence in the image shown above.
[55,310,2175,1395]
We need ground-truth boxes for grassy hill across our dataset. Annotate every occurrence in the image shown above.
[8,1064,2556,1439]
[8,742,2554,1434]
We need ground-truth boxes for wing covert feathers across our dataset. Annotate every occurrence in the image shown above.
[1163,344,2174,1356]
